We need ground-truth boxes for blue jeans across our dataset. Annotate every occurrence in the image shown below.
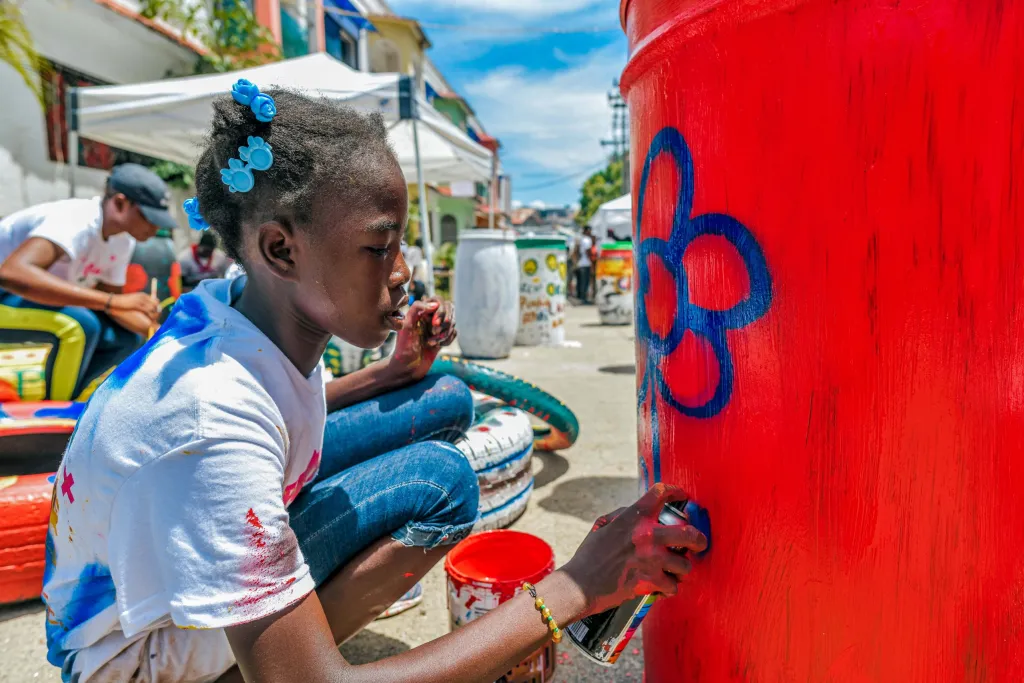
[290,373,480,585]
[0,292,141,398]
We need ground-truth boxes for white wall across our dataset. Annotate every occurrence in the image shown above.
[0,0,196,218]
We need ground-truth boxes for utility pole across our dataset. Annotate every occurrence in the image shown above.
[600,79,630,194]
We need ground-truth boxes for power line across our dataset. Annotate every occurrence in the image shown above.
[515,161,610,191]
[323,7,618,35]
[600,79,630,193]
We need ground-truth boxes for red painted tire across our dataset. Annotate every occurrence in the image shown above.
[0,473,52,605]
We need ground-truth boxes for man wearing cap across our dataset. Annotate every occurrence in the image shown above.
[0,163,172,399]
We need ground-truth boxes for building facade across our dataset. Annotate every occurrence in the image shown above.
[1,0,506,248]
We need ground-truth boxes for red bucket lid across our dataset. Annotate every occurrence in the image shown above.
[445,530,555,587]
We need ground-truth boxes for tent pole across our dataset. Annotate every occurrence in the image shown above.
[403,72,436,298]
[66,87,79,198]
[411,116,435,298]
[489,159,497,230]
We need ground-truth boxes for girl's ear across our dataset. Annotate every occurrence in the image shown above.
[255,220,300,283]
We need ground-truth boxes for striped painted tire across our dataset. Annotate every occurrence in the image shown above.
[0,402,84,476]
[431,355,580,452]
[0,473,52,605]
[475,470,533,532]
[457,403,534,487]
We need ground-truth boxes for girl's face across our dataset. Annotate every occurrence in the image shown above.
[300,163,412,348]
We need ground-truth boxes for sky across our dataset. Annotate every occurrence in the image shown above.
[389,0,628,208]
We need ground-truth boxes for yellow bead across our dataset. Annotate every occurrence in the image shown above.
[535,597,545,609]
[552,628,562,644]
[541,607,551,619]
[548,620,558,631]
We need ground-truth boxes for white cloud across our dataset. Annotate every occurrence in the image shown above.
[463,44,625,175]
[511,199,523,209]
[528,200,547,209]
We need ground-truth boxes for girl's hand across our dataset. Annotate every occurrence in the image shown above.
[387,298,457,382]
[562,484,708,617]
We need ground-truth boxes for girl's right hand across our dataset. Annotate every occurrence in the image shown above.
[561,484,708,617]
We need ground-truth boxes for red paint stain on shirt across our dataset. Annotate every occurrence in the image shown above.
[235,577,297,608]
[235,509,303,611]
[283,450,321,507]
[245,508,266,548]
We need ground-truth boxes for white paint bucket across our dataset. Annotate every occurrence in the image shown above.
[514,236,567,347]
[454,230,520,359]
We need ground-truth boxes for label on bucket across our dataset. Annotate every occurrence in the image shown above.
[448,579,507,629]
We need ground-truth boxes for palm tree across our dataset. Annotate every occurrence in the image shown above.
[0,0,42,106]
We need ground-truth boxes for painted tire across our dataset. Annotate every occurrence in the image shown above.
[322,335,397,378]
[457,403,534,487]
[475,470,533,532]
[432,355,580,452]
[0,402,84,476]
[0,473,52,605]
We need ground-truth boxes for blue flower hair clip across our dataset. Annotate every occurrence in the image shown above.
[220,136,273,193]
[231,78,277,123]
[182,197,210,231]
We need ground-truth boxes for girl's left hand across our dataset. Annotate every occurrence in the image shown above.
[387,298,457,382]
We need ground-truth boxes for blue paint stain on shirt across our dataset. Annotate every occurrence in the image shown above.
[44,562,116,667]
[101,292,212,393]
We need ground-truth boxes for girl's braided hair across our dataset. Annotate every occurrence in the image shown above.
[194,89,399,264]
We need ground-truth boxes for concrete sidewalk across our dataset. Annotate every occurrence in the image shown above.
[0,304,646,682]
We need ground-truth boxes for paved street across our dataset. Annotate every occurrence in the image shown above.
[0,303,646,682]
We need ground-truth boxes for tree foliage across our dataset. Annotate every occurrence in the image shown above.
[139,0,281,74]
[0,0,43,107]
[576,158,623,227]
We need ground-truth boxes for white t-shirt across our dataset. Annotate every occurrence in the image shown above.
[0,198,136,287]
[225,262,245,280]
[405,245,427,283]
[42,277,325,681]
[577,235,595,268]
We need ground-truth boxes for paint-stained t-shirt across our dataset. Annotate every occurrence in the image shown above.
[0,197,135,287]
[41,276,325,680]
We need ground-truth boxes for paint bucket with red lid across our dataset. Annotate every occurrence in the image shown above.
[445,530,557,682]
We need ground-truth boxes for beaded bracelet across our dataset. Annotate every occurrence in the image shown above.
[523,582,562,643]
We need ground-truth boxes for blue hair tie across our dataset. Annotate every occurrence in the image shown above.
[230,79,277,123]
[220,136,274,193]
[183,197,210,231]
[221,79,277,193]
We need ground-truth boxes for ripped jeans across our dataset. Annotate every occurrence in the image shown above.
[289,373,480,585]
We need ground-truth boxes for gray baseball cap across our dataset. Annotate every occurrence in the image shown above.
[108,163,177,231]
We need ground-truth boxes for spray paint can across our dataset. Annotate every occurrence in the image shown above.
[565,499,711,666]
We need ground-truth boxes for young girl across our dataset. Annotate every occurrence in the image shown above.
[41,83,706,683]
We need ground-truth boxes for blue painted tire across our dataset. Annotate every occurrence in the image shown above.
[431,355,579,452]
[457,402,534,486]
[475,470,533,532]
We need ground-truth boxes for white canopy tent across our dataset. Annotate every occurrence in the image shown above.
[70,53,496,293]
[590,193,632,238]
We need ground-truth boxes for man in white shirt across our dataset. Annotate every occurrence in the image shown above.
[0,164,167,398]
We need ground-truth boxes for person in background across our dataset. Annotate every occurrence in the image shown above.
[404,237,428,303]
[573,224,595,304]
[0,163,166,397]
[603,227,618,246]
[178,231,231,291]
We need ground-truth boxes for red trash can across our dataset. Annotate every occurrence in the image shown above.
[620,0,1024,680]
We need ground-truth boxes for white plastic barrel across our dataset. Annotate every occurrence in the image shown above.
[453,229,520,359]
[514,236,567,347]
